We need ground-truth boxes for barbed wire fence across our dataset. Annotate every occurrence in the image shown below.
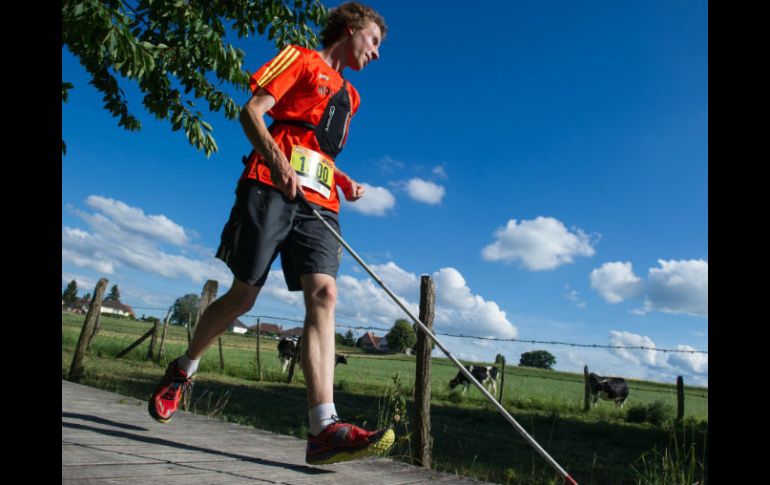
[110,304,709,399]
[66,282,707,478]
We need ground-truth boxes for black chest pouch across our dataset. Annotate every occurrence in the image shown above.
[314,80,351,159]
[268,80,352,160]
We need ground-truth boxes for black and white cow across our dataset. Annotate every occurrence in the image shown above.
[449,365,500,395]
[277,336,349,372]
[278,336,300,373]
[588,372,630,408]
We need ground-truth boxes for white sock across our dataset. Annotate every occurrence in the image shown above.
[177,352,200,377]
[309,403,338,436]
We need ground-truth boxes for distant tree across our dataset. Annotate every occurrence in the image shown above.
[386,319,417,354]
[519,350,556,370]
[82,292,92,303]
[62,280,78,306]
[171,293,200,326]
[106,284,121,302]
[341,329,356,347]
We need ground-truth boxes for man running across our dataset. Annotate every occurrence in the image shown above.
[148,2,393,465]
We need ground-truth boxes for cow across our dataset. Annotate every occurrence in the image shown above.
[588,372,630,408]
[277,336,349,372]
[449,365,500,395]
[277,336,300,373]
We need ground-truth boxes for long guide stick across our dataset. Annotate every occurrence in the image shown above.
[294,191,578,485]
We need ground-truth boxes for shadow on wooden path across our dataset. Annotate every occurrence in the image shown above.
[62,380,490,484]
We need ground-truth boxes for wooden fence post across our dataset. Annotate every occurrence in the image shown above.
[184,280,219,409]
[412,275,435,468]
[69,278,109,382]
[192,280,219,337]
[87,313,101,351]
[496,354,506,405]
[584,366,591,411]
[219,336,225,370]
[146,318,160,361]
[156,307,172,363]
[676,376,685,421]
[256,318,263,381]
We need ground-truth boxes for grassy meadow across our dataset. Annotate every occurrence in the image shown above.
[62,312,708,484]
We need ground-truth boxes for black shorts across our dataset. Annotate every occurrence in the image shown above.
[215,179,342,291]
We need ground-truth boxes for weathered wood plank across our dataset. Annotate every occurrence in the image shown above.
[62,380,493,484]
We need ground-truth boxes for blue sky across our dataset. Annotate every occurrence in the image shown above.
[62,0,708,387]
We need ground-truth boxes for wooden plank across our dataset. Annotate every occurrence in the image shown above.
[62,380,493,484]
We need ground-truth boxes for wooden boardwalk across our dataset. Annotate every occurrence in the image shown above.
[62,380,491,484]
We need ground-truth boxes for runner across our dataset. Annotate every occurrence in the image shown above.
[148,2,393,465]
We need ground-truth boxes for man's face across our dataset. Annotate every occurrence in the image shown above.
[347,21,382,71]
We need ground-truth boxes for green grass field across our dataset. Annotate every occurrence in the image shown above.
[62,312,708,484]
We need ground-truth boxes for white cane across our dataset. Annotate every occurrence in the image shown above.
[294,190,579,485]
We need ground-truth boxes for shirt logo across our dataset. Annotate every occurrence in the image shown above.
[319,74,330,81]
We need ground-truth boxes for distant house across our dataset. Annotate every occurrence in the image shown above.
[281,327,304,339]
[358,331,388,353]
[256,322,283,337]
[228,319,249,335]
[99,299,136,319]
[64,298,135,319]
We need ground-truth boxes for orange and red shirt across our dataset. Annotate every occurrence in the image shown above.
[241,45,361,213]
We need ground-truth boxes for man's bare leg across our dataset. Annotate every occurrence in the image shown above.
[300,273,337,409]
[186,278,261,360]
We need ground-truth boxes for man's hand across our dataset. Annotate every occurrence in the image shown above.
[335,169,365,202]
[269,157,300,199]
[344,180,365,201]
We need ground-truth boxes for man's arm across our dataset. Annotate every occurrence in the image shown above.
[239,88,299,199]
[335,168,365,201]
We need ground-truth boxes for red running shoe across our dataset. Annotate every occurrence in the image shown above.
[305,418,395,465]
[148,358,193,424]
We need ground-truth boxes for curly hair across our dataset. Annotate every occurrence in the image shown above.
[320,2,387,48]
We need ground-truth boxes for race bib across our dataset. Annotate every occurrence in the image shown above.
[290,145,334,198]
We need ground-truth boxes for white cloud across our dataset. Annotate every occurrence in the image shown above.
[63,196,231,285]
[482,217,597,271]
[644,259,708,317]
[85,195,188,246]
[344,183,395,216]
[261,270,305,308]
[667,345,708,375]
[334,263,516,339]
[589,262,644,303]
[609,330,665,368]
[589,259,707,317]
[61,273,95,293]
[431,165,448,179]
[608,330,708,383]
[370,262,420,295]
[337,274,414,325]
[376,155,405,175]
[406,178,445,205]
[563,286,588,309]
[432,267,518,339]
